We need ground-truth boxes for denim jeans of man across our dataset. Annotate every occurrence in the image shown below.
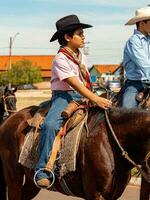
[121,80,147,108]
[35,90,82,180]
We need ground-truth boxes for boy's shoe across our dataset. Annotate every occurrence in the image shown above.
[37,178,51,188]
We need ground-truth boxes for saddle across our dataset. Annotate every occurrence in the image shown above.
[136,87,150,109]
[20,99,87,173]
[27,99,87,133]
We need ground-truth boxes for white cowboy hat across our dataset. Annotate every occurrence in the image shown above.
[125,6,150,25]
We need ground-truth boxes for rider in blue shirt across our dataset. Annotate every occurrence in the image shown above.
[121,6,150,108]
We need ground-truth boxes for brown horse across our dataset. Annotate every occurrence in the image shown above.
[0,86,17,200]
[0,105,150,200]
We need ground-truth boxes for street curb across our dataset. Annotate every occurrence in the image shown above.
[129,177,141,186]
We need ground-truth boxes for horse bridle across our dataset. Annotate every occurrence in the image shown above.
[104,110,150,183]
[1,95,17,115]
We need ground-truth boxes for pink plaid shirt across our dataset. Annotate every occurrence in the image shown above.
[51,52,89,90]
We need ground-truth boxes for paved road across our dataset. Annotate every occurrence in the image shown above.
[33,185,140,200]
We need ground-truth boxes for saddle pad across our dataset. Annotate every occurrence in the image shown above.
[58,115,87,177]
[18,128,40,169]
[18,113,87,173]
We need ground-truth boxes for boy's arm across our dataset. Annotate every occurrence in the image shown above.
[64,76,112,109]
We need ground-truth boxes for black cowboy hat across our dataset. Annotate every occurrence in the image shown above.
[50,14,92,42]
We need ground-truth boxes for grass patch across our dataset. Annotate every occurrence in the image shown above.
[131,167,141,177]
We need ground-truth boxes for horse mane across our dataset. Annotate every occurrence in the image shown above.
[109,107,150,124]
[88,106,150,137]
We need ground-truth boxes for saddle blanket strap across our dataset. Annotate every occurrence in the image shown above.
[45,127,63,172]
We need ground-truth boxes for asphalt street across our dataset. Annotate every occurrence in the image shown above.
[33,185,140,200]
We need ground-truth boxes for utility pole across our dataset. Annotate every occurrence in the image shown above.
[8,33,19,89]
[8,37,12,70]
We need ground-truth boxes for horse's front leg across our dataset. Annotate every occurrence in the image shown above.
[140,157,150,200]
[109,171,131,200]
[81,141,114,200]
[140,177,150,200]
[6,169,24,200]
[81,154,107,200]
[21,170,40,200]
[2,152,24,200]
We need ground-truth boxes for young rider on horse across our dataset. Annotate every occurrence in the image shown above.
[35,14,112,188]
[121,6,150,108]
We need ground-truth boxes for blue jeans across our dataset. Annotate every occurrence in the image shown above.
[121,80,147,108]
[35,90,82,179]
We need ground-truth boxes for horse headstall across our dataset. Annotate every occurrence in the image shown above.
[0,94,17,116]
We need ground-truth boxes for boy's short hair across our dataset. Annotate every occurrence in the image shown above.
[58,29,76,46]
[136,19,149,29]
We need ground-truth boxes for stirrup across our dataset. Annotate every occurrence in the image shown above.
[34,168,55,189]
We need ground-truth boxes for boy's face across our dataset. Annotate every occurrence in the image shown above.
[65,28,85,50]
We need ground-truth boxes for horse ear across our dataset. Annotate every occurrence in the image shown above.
[13,86,18,93]
[4,86,9,93]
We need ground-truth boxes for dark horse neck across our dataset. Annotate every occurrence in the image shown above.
[108,108,150,165]
[88,107,150,166]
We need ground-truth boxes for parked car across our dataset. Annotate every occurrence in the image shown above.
[108,80,121,93]
[17,84,36,90]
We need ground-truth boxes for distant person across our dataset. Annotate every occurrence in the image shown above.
[35,14,112,188]
[121,6,150,108]
[98,77,106,88]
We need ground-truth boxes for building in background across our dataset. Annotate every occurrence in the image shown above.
[0,55,55,81]
[89,64,122,82]
[89,63,123,92]
[0,55,123,90]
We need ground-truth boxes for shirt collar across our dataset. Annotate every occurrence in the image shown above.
[134,29,148,40]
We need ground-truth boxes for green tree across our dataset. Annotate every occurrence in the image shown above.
[0,59,42,86]
[0,71,9,85]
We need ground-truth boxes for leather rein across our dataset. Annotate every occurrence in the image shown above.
[104,110,150,183]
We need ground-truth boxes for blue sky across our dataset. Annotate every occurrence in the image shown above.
[0,0,150,65]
